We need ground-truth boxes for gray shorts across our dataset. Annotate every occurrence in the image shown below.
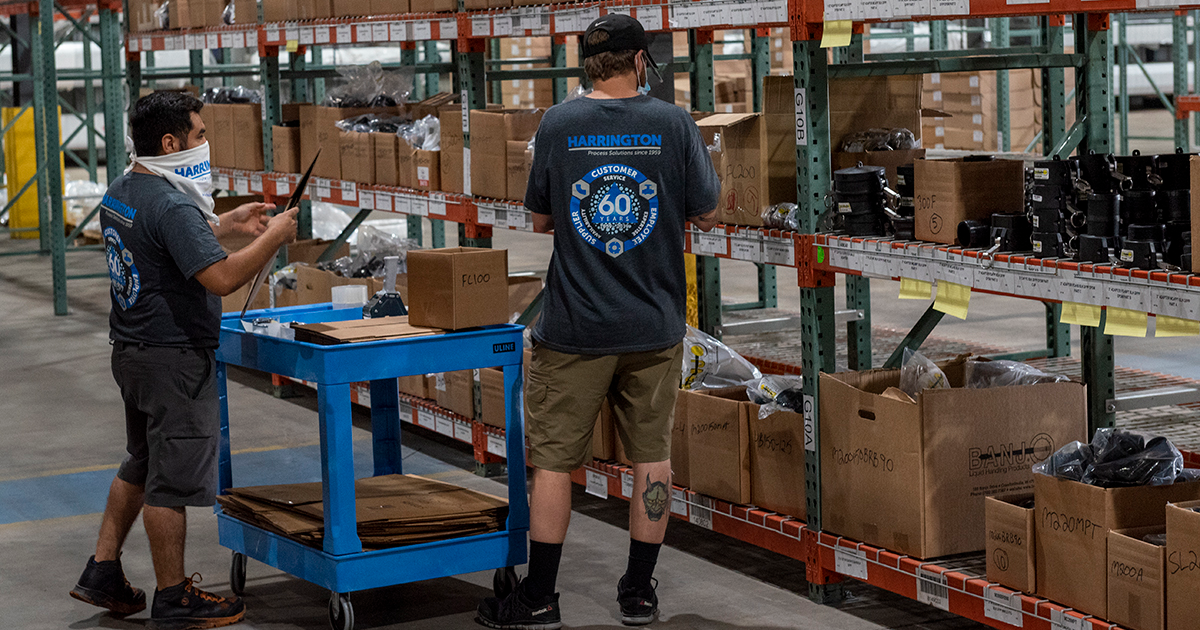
[112,342,220,508]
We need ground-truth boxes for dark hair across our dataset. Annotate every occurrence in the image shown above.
[130,91,203,157]
[583,30,639,83]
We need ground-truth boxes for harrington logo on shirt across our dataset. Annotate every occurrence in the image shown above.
[570,164,659,258]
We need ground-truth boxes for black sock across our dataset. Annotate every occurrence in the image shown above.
[625,539,661,590]
[522,541,563,601]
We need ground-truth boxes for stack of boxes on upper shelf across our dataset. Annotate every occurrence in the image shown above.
[129,0,257,31]
[921,69,1076,153]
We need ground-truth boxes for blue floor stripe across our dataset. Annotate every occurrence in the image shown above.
[0,440,457,526]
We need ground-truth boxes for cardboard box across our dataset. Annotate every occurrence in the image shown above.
[829,75,923,157]
[262,0,294,22]
[507,275,542,322]
[762,76,796,206]
[914,158,1026,244]
[985,493,1036,594]
[339,131,375,185]
[434,370,475,419]
[397,143,416,189]
[749,408,806,519]
[469,109,544,200]
[505,141,532,201]
[820,358,1087,559]
[333,0,371,17]
[127,0,161,31]
[407,248,509,330]
[272,126,301,173]
[209,105,235,169]
[696,113,766,227]
[300,105,399,180]
[593,400,616,461]
[1108,525,1166,630]
[832,149,926,191]
[671,391,690,487]
[399,374,430,399]
[439,107,464,193]
[230,0,257,24]
[1166,500,1200,630]
[1034,474,1200,619]
[370,0,410,13]
[1190,157,1200,274]
[480,350,532,431]
[372,133,399,186]
[686,387,752,505]
[295,0,332,18]
[409,0,457,12]
[231,103,264,172]
[415,149,441,191]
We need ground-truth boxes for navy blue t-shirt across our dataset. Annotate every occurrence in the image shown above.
[100,172,227,348]
[525,95,720,354]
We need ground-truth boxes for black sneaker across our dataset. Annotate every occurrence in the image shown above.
[476,579,562,630]
[617,576,658,626]
[70,555,146,616]
[148,574,245,630]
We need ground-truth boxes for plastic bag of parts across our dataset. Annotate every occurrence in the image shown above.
[399,115,441,150]
[154,1,170,29]
[221,0,237,25]
[564,86,593,102]
[527,135,536,161]
[964,358,1069,389]
[336,114,408,134]
[681,326,762,390]
[1032,428,1190,488]
[1143,532,1167,546]
[762,203,800,231]
[65,180,106,230]
[269,264,301,293]
[318,224,419,279]
[899,349,949,398]
[840,128,920,153]
[707,133,722,155]
[323,62,414,108]
[202,86,262,104]
[745,375,804,419]
[310,202,352,242]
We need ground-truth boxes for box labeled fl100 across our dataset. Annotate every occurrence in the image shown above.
[407,247,509,330]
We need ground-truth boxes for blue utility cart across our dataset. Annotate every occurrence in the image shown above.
[215,304,528,630]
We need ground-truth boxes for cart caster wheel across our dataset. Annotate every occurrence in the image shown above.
[329,592,354,630]
[230,552,247,597]
[493,566,518,599]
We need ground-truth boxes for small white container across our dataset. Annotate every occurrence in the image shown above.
[331,284,368,310]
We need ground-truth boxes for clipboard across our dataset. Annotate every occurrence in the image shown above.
[240,149,322,319]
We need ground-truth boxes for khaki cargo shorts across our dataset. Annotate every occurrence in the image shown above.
[526,342,684,473]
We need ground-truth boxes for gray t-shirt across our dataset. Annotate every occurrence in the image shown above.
[525,95,720,354]
[100,172,228,348]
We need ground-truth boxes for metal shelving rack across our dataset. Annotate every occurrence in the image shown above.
[121,1,1200,628]
[0,0,126,315]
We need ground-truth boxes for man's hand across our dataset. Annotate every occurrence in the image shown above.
[194,207,299,297]
[216,202,275,238]
[689,209,719,232]
[265,207,299,246]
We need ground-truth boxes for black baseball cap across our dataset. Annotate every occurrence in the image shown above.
[582,14,662,81]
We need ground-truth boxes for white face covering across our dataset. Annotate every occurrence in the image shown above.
[127,141,218,225]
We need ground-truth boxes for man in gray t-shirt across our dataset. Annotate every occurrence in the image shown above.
[70,92,298,630]
[477,14,720,630]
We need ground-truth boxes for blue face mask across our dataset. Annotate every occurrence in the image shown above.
[637,55,651,95]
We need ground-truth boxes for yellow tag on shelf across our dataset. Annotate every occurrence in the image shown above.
[286,40,299,53]
[820,20,853,48]
[1103,307,1148,337]
[899,278,933,300]
[1155,315,1200,337]
[932,281,971,320]
[1060,301,1101,327]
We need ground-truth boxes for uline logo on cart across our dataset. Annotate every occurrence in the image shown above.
[968,433,1055,475]
[492,342,516,354]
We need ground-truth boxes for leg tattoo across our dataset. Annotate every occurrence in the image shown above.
[641,475,668,522]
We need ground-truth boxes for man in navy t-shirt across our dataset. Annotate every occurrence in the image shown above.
[477,14,720,630]
[70,91,298,630]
